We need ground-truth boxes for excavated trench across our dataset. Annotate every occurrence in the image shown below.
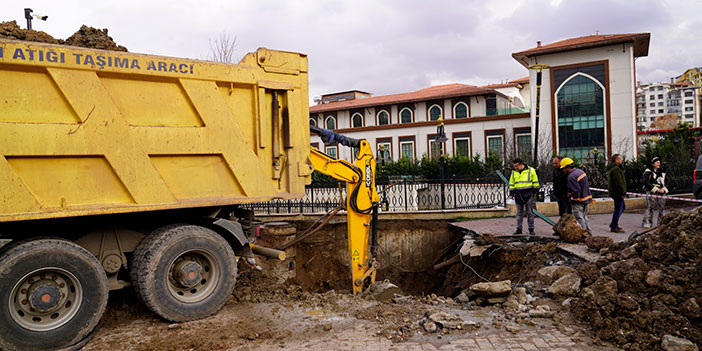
[258,219,579,297]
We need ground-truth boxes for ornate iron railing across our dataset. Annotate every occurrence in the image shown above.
[244,177,508,215]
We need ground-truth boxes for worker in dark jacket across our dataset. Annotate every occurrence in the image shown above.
[606,154,626,233]
[561,157,592,232]
[552,156,571,216]
[642,157,667,228]
[509,158,540,235]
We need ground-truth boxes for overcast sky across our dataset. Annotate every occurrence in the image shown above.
[3,0,701,102]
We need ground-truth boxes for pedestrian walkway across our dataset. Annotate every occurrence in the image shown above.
[451,209,675,243]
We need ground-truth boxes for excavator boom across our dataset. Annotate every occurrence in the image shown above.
[310,126,380,294]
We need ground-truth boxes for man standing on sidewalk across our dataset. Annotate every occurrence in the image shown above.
[552,156,571,216]
[509,158,540,235]
[607,154,626,233]
[561,157,592,233]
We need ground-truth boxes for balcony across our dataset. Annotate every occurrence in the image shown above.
[486,107,530,116]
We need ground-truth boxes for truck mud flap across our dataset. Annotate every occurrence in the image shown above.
[196,218,253,259]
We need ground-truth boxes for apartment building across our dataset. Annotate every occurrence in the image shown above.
[636,81,700,130]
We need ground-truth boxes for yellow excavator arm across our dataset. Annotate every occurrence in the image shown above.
[309,126,380,294]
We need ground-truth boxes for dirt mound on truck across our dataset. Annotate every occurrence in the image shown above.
[0,21,127,51]
[0,20,59,44]
[64,25,127,51]
[572,207,702,350]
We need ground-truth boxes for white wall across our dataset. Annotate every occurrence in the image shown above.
[527,43,638,160]
[310,117,530,164]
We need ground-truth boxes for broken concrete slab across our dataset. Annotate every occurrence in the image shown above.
[537,266,576,284]
[548,273,581,298]
[469,280,511,297]
[426,311,464,330]
[362,281,404,302]
[661,335,698,351]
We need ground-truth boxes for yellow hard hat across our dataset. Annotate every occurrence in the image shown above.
[560,157,574,169]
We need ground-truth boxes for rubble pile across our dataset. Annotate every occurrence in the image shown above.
[572,207,702,350]
[0,21,127,51]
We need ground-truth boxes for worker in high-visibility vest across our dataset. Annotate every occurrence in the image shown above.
[509,158,540,235]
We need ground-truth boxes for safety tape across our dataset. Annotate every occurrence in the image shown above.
[590,187,702,203]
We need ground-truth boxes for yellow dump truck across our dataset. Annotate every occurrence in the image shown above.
[0,38,315,350]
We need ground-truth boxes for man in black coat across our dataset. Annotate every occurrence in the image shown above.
[552,156,571,216]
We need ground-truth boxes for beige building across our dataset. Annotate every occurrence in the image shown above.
[512,33,650,160]
[311,32,651,164]
[309,82,531,164]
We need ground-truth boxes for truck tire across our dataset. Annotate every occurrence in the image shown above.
[130,224,237,322]
[0,239,108,351]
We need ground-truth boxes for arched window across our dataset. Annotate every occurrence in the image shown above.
[309,118,317,127]
[399,108,413,124]
[376,110,390,125]
[428,104,442,121]
[351,113,364,128]
[325,115,336,130]
[453,102,468,118]
[555,73,606,159]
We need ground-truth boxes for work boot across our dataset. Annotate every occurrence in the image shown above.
[529,229,535,235]
[610,227,624,233]
[514,229,523,235]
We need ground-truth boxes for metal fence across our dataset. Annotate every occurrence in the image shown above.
[244,167,695,215]
[244,177,508,215]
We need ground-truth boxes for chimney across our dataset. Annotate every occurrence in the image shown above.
[536,41,542,48]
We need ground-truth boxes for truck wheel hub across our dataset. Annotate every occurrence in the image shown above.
[28,281,62,312]
[175,261,201,288]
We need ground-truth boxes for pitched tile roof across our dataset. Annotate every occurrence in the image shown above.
[509,77,529,84]
[310,83,497,113]
[480,82,521,89]
[512,33,650,67]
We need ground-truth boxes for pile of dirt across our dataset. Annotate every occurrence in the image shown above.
[553,214,591,243]
[64,25,127,51]
[0,20,127,51]
[572,207,702,350]
[0,20,59,44]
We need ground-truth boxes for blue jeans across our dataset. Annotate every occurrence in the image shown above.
[610,197,625,229]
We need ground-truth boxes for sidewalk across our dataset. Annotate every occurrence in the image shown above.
[451,208,682,243]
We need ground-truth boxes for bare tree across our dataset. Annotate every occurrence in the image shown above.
[208,32,238,63]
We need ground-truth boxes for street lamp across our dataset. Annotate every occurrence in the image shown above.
[24,8,48,30]
[436,116,448,209]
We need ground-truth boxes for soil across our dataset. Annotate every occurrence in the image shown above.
[0,21,127,51]
[64,25,128,52]
[571,207,702,350]
[83,263,607,351]
[78,210,701,350]
[80,218,606,350]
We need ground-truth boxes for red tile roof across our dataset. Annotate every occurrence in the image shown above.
[309,83,497,113]
[480,82,521,89]
[512,33,650,67]
[509,76,529,84]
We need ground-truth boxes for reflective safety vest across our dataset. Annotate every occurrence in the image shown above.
[509,166,540,194]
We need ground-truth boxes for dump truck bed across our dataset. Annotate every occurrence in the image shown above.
[0,39,312,222]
